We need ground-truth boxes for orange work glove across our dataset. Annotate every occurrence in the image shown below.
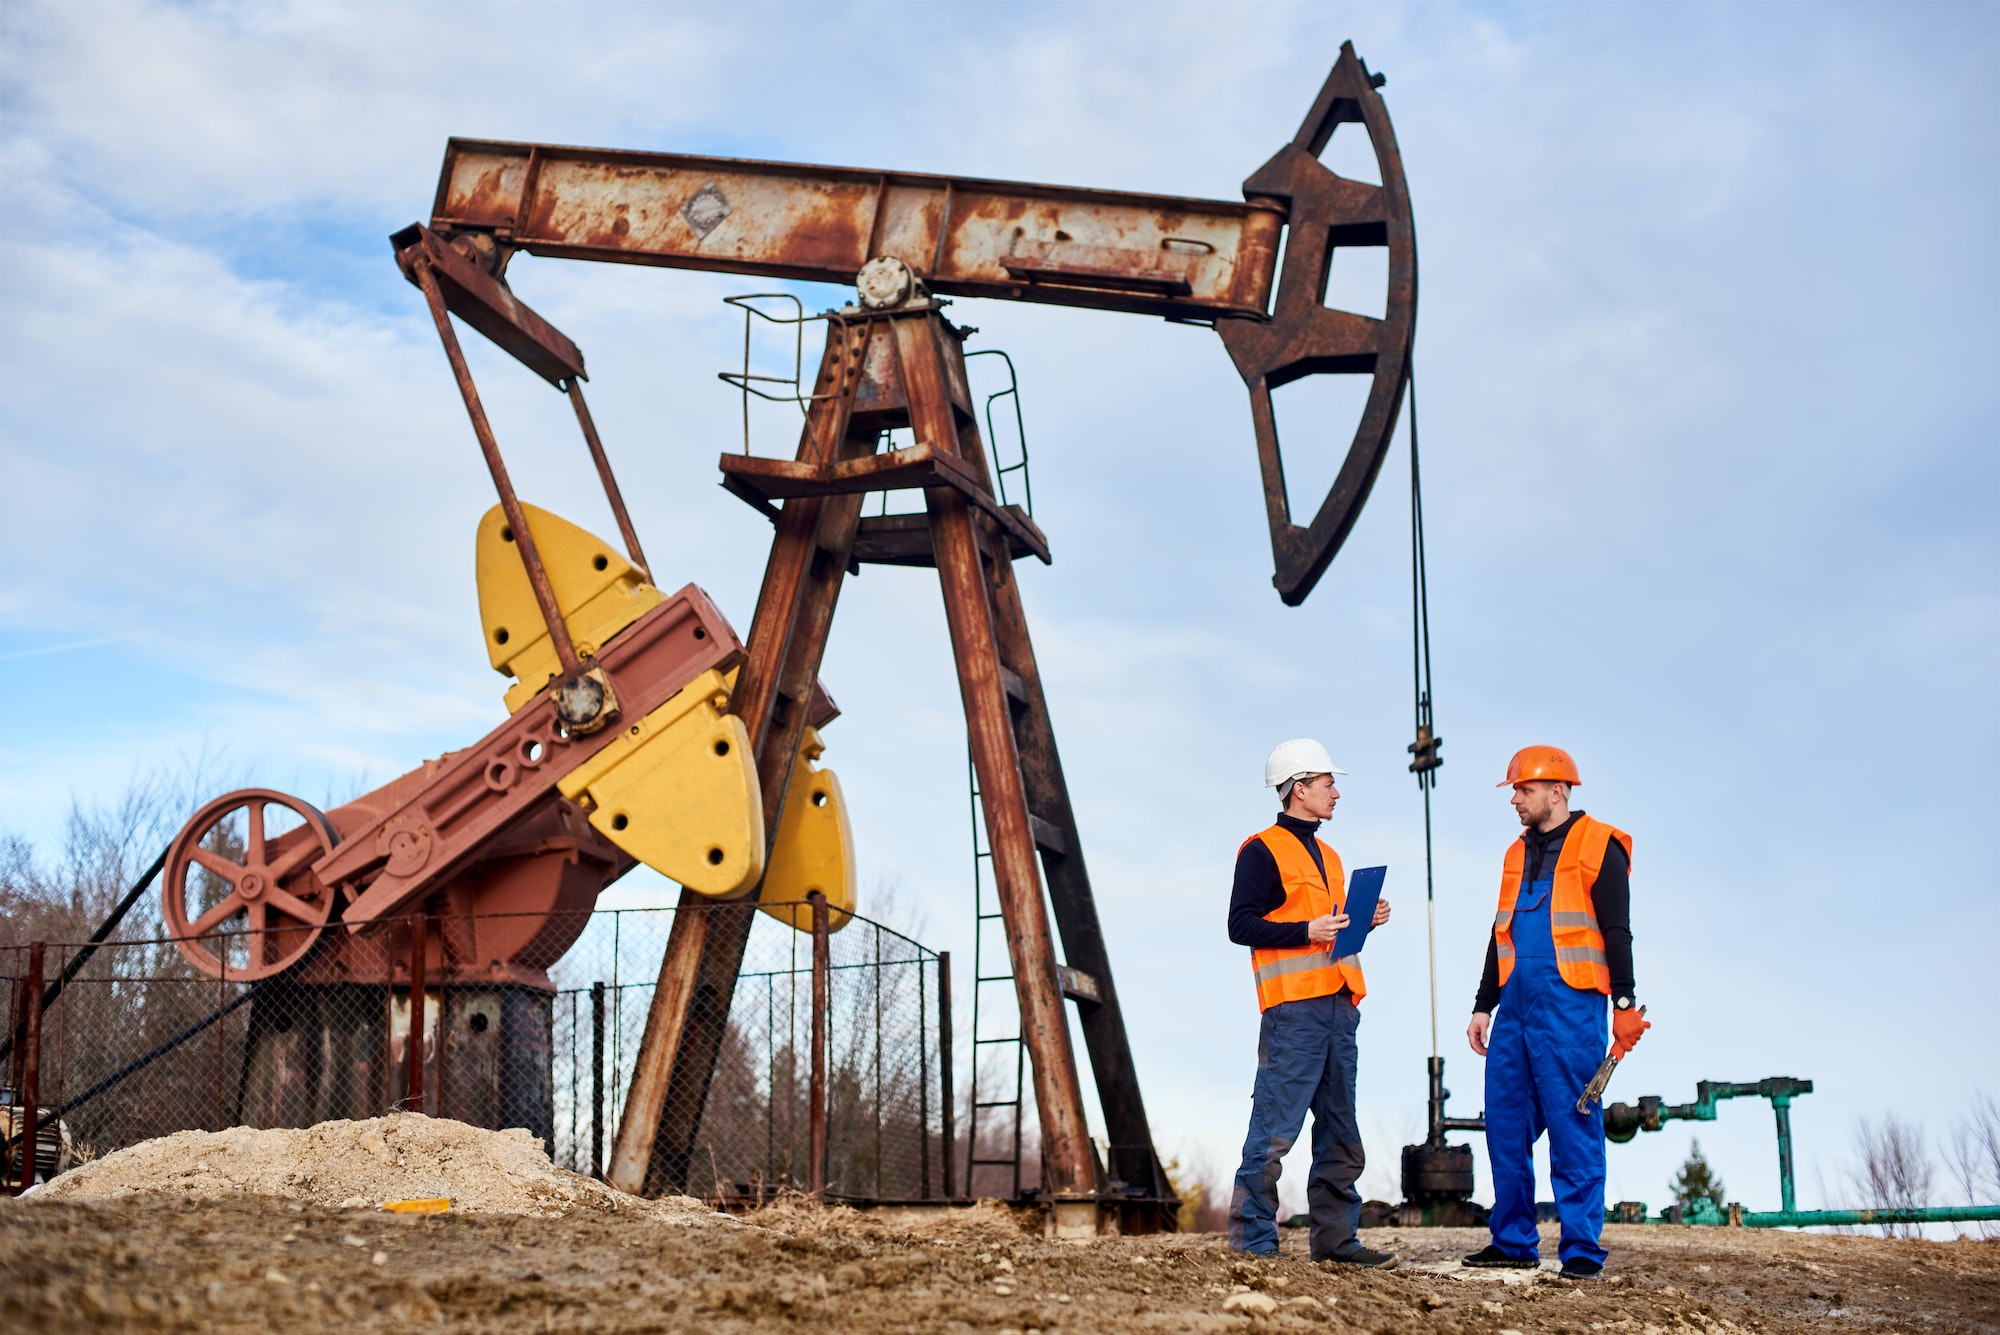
[1611,1006,1651,1059]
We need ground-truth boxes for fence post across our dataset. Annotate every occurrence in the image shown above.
[937,950,955,1200]
[591,980,607,1179]
[407,914,427,1113]
[919,957,931,1201]
[215,943,226,1133]
[809,891,829,1200]
[16,944,44,1194]
[435,919,450,1122]
[7,969,24,1101]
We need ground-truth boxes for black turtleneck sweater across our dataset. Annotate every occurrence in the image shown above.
[1228,812,1331,950]
[1472,810,1634,1013]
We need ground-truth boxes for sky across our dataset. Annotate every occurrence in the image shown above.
[2,1,1996,1224]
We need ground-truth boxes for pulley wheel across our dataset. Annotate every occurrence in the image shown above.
[162,788,340,980]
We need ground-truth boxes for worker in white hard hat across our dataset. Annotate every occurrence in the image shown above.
[1226,739,1395,1265]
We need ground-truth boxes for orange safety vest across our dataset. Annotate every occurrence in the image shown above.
[1243,826,1367,1011]
[1493,814,1631,994]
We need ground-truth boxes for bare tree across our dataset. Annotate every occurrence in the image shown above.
[1946,1092,2000,1237]
[1162,1149,1230,1233]
[0,751,237,951]
[1850,1113,1934,1238]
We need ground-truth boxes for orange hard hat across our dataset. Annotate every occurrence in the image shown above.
[1498,745,1581,788]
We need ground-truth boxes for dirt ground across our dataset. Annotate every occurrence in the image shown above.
[4,1194,1996,1334]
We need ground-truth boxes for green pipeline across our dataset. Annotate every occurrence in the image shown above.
[1608,1203,2000,1228]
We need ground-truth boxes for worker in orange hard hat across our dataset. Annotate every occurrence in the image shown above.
[1462,746,1648,1280]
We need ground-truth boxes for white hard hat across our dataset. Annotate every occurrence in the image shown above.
[1265,738,1345,788]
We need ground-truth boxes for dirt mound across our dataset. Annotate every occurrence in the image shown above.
[30,1114,723,1221]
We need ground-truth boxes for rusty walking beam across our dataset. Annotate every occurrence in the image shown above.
[429,146,1280,322]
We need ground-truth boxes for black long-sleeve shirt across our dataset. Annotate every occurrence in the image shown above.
[1472,810,1634,1013]
[1228,812,1330,950]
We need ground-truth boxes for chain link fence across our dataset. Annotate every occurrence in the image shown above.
[2,901,955,1207]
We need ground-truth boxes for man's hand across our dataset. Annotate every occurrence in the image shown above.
[1371,897,1391,927]
[1467,1012,1491,1057]
[1611,1006,1651,1058]
[1307,911,1349,944]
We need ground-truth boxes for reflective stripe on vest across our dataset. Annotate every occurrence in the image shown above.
[1492,814,1630,995]
[1244,826,1367,1011]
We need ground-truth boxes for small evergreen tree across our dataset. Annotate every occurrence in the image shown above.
[1672,1138,1726,1212]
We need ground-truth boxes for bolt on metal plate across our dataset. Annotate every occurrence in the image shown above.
[682,183,731,239]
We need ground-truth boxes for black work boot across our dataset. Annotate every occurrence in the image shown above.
[1559,1257,1604,1280]
[1320,1245,1398,1268]
[1462,1244,1538,1269]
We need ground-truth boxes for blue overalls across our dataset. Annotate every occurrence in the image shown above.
[1483,870,1608,1266]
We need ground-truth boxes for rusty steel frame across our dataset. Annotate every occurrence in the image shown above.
[564,378,649,577]
[896,308,1100,1202]
[371,41,1414,1228]
[602,302,1167,1221]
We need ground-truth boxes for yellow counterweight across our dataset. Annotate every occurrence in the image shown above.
[757,727,855,933]
[474,503,852,920]
[556,668,764,898]
[474,501,663,713]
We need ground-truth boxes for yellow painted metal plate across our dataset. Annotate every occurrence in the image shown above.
[558,669,765,897]
[759,727,855,933]
[474,502,663,711]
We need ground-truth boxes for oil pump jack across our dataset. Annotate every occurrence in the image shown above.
[147,42,1414,1236]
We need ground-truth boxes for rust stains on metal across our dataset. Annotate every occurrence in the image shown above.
[603,904,712,1193]
[564,379,649,577]
[893,312,1099,1200]
[391,224,583,388]
[425,42,1410,607]
[609,322,877,1198]
[432,140,1276,319]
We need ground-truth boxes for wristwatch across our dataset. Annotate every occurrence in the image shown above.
[1614,996,1636,1010]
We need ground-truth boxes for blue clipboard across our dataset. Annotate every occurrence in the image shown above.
[1332,866,1386,959]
